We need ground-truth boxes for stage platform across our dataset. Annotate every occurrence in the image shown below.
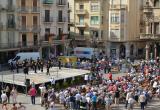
[0,67,90,87]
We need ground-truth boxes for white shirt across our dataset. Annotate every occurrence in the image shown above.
[128,98,135,104]
[153,81,158,88]
[84,75,88,81]
[75,93,81,101]
[1,93,7,102]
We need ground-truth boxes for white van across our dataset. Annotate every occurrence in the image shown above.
[74,47,98,59]
[8,52,40,65]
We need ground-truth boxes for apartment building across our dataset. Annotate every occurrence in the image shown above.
[40,0,68,57]
[107,0,141,59]
[69,0,143,59]
[16,0,41,52]
[69,0,108,52]
[140,0,160,60]
[0,0,18,63]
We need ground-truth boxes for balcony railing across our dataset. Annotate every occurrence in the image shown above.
[76,9,87,15]
[31,7,40,13]
[75,35,86,41]
[6,5,15,12]
[32,25,41,32]
[18,7,29,13]
[43,17,54,22]
[56,1,66,6]
[143,6,153,14]
[110,5,127,9]
[75,22,87,28]
[139,33,160,40]
[17,25,30,32]
[6,23,16,29]
[0,41,39,49]
[57,17,66,23]
[43,0,53,5]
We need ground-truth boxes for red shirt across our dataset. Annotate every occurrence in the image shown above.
[29,87,37,96]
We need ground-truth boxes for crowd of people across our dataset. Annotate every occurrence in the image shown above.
[3,56,160,110]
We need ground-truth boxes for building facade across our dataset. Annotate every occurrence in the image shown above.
[16,0,41,52]
[0,0,68,63]
[107,0,141,59]
[0,0,18,63]
[140,0,160,60]
[40,0,68,58]
[69,0,108,53]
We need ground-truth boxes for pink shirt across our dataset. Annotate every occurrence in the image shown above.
[29,88,37,96]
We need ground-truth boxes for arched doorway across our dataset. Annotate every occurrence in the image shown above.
[120,44,126,59]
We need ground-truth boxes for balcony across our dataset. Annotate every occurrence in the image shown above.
[143,6,153,14]
[18,7,29,13]
[57,17,66,23]
[56,1,66,6]
[6,5,15,12]
[17,25,30,32]
[43,17,54,23]
[43,0,54,5]
[110,5,127,10]
[68,19,74,25]
[6,23,16,30]
[75,22,87,28]
[32,25,41,32]
[31,7,40,13]
[139,33,160,40]
[75,35,86,41]
[76,9,87,15]
[0,42,21,50]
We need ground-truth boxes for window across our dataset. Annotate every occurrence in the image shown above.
[154,22,159,34]
[33,16,38,25]
[45,28,50,41]
[110,13,119,23]
[79,29,84,35]
[45,10,50,22]
[8,0,13,6]
[7,14,15,28]
[91,16,99,25]
[33,34,38,46]
[58,10,63,21]
[79,16,84,24]
[154,0,160,7]
[21,0,25,7]
[22,34,27,46]
[121,11,125,23]
[79,4,84,10]
[110,29,120,38]
[91,2,99,11]
[22,16,26,26]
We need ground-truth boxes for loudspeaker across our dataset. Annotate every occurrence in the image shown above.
[25,79,30,86]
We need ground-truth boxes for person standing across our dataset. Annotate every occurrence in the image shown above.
[16,61,19,73]
[128,96,136,110]
[11,87,18,103]
[114,89,120,106]
[5,86,10,103]
[105,95,112,110]
[139,93,146,110]
[1,91,7,104]
[58,60,61,70]
[34,61,37,73]
[28,87,37,104]
[46,61,50,75]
